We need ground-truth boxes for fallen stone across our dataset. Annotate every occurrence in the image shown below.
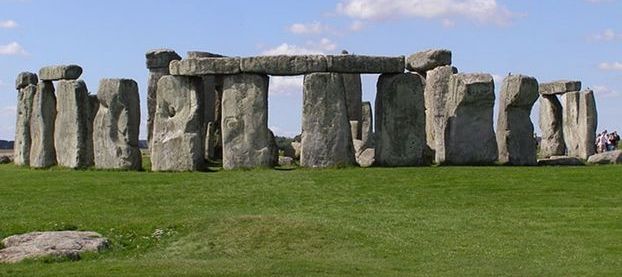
[39,65,83,81]
[29,81,57,168]
[587,150,622,164]
[0,231,108,264]
[221,73,276,169]
[151,75,205,171]
[146,48,182,69]
[539,95,566,158]
[496,75,539,165]
[301,73,356,168]
[361,101,374,147]
[539,80,581,95]
[241,55,327,75]
[0,156,11,164]
[146,49,181,146]
[375,73,427,166]
[406,49,452,73]
[93,79,142,170]
[327,55,405,74]
[537,156,584,166]
[14,82,37,166]
[438,73,497,165]
[563,90,597,160]
[424,65,454,155]
[169,57,241,75]
[357,148,375,168]
[278,156,294,167]
[15,72,38,90]
[54,80,94,169]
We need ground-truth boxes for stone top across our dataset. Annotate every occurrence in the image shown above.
[39,65,83,81]
[539,80,581,95]
[187,51,225,58]
[500,74,539,107]
[146,49,182,69]
[170,54,405,76]
[450,73,495,103]
[406,49,452,73]
[15,72,38,89]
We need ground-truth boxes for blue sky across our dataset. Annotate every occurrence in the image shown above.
[0,0,620,139]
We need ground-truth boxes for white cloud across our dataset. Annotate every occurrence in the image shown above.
[592,85,620,97]
[598,62,622,71]
[289,22,328,35]
[336,0,517,26]
[0,20,17,29]
[592,29,622,41]
[269,76,303,96]
[0,42,27,56]
[262,38,337,56]
[349,20,366,32]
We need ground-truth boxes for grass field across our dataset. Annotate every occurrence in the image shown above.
[0,163,621,276]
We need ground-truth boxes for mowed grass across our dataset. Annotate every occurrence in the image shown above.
[0,164,621,276]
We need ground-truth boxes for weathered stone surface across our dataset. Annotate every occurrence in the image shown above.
[349,120,360,143]
[170,57,241,75]
[537,156,584,166]
[301,73,356,168]
[29,81,56,168]
[15,72,38,90]
[39,65,82,81]
[205,121,217,160]
[539,80,581,95]
[241,55,327,75]
[496,75,539,165]
[221,73,276,169]
[563,90,597,160]
[539,95,566,158]
[327,55,405,73]
[146,50,181,146]
[438,73,497,165]
[424,65,454,154]
[146,49,182,69]
[375,73,427,166]
[93,79,142,170]
[54,80,94,169]
[587,150,622,164]
[357,148,375,168]
[0,231,108,264]
[361,101,373,147]
[343,74,363,139]
[151,75,205,171]
[14,84,36,166]
[291,141,301,160]
[88,94,99,124]
[0,156,12,164]
[406,49,452,73]
[187,51,224,59]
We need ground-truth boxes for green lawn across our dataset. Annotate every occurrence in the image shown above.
[0,164,621,276]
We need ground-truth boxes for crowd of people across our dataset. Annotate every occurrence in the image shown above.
[596,130,620,153]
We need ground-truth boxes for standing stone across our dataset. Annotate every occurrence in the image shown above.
[186,52,219,160]
[563,90,597,160]
[438,73,497,165]
[496,75,539,165]
[221,73,276,169]
[54,80,94,169]
[342,73,362,139]
[93,79,142,170]
[361,101,373,147]
[146,49,181,147]
[151,75,205,171]
[375,73,427,166]
[14,72,38,166]
[29,81,57,168]
[539,95,566,158]
[301,73,356,168]
[424,65,454,154]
